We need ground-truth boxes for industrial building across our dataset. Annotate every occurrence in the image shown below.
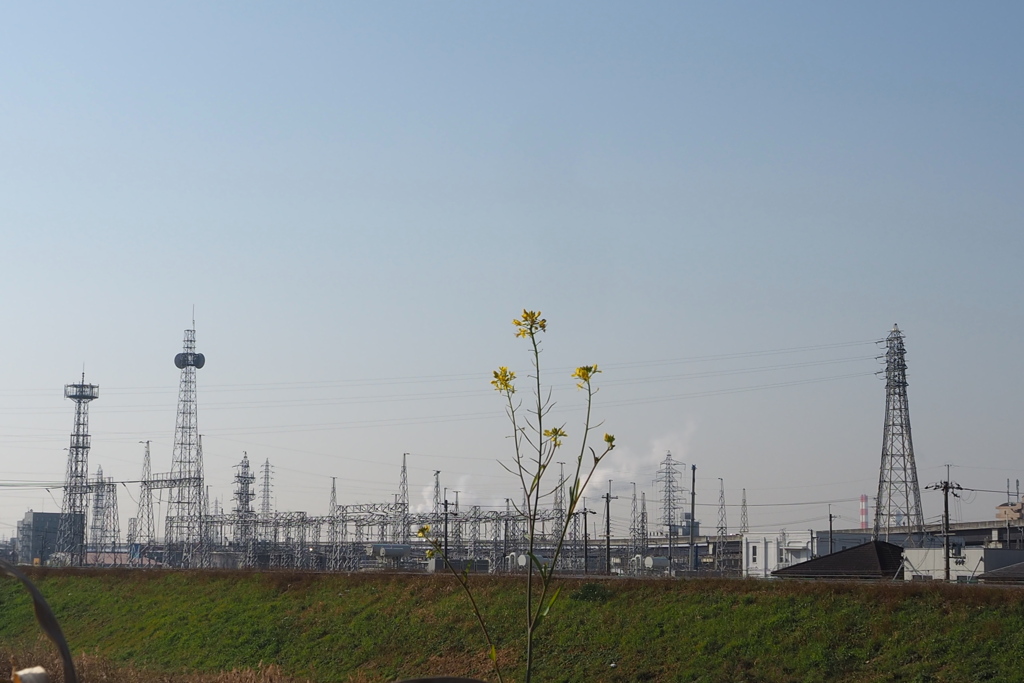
[903,545,1024,583]
[742,530,874,578]
[16,511,68,566]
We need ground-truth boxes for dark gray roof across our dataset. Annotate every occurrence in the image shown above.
[978,560,1024,583]
[772,541,904,580]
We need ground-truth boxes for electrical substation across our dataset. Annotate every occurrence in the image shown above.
[9,323,1023,581]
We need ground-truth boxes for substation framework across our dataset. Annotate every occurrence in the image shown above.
[56,326,744,575]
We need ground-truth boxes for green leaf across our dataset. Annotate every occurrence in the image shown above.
[489,645,497,662]
[543,586,563,617]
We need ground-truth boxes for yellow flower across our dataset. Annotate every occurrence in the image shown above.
[417,525,431,538]
[571,364,600,388]
[543,426,567,448]
[426,548,437,559]
[491,366,516,393]
[513,309,547,338]
[603,433,616,449]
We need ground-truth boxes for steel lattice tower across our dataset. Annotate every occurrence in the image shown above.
[629,482,641,558]
[639,492,649,559]
[553,462,567,537]
[873,324,925,543]
[88,466,119,566]
[134,441,155,562]
[233,453,256,516]
[164,327,207,568]
[260,459,273,519]
[714,478,728,572]
[655,452,682,534]
[432,471,442,531]
[398,454,410,544]
[739,488,749,534]
[328,477,341,571]
[57,375,99,566]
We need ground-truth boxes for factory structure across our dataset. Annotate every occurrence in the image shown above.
[7,324,1023,580]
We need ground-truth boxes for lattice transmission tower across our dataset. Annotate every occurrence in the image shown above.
[628,483,649,569]
[260,459,273,519]
[398,454,410,543]
[655,452,682,535]
[56,374,99,566]
[739,488,749,534]
[164,327,207,568]
[714,478,728,572]
[132,441,156,567]
[640,492,649,559]
[89,466,119,566]
[553,462,567,541]
[873,324,925,544]
[629,483,641,557]
[234,453,257,567]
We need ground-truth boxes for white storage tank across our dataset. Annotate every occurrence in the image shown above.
[644,556,669,570]
[369,543,410,559]
[516,554,553,568]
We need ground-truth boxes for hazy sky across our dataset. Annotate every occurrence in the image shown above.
[1,3,1022,541]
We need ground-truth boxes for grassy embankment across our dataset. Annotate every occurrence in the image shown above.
[3,569,1024,682]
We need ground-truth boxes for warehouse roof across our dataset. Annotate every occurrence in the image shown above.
[772,541,904,580]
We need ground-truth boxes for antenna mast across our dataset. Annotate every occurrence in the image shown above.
[165,327,207,568]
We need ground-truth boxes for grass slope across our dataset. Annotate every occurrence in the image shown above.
[3,569,1024,682]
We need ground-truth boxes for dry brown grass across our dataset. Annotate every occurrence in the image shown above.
[3,645,311,683]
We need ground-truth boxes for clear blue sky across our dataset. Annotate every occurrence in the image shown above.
[1,3,1021,538]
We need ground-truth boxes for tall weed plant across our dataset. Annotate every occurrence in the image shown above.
[423,310,615,683]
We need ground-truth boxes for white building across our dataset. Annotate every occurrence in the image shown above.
[903,545,1024,582]
[742,530,874,578]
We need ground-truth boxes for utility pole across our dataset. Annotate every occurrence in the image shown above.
[828,505,840,555]
[453,490,461,558]
[689,464,697,572]
[602,480,618,575]
[925,466,961,582]
[433,471,442,532]
[1007,479,1012,548]
[502,498,510,565]
[442,489,452,559]
[578,500,596,574]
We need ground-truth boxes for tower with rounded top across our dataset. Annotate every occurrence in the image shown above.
[165,326,207,568]
[56,374,99,566]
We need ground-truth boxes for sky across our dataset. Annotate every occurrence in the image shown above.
[1,3,1022,543]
